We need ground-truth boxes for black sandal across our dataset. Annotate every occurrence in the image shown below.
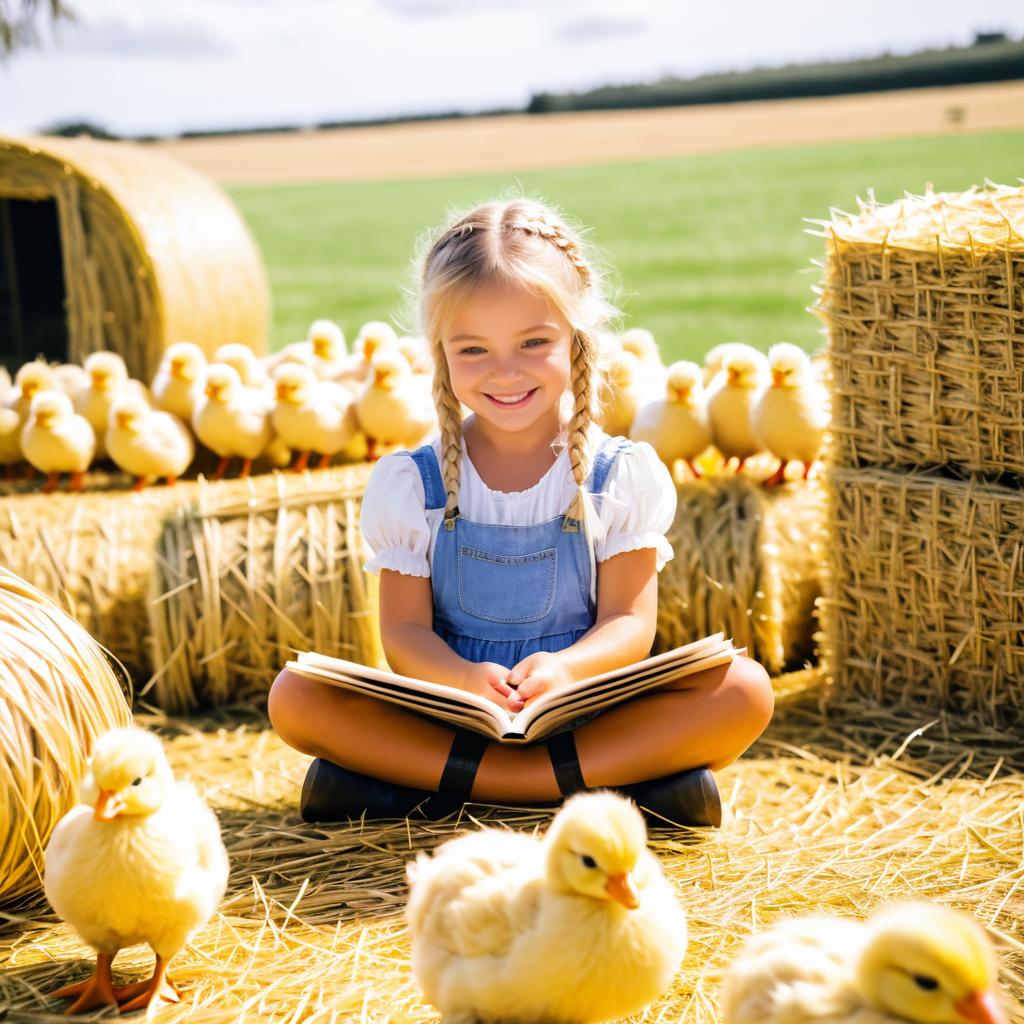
[299,729,491,823]
[545,731,722,828]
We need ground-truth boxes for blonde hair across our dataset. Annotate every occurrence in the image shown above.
[417,197,618,534]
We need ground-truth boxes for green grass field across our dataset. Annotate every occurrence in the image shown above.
[229,128,1024,363]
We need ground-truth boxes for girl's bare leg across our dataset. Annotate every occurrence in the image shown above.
[268,656,774,803]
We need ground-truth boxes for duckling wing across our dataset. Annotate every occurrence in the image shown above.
[406,829,544,959]
[167,782,229,916]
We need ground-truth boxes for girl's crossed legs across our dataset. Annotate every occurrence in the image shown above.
[268,656,774,804]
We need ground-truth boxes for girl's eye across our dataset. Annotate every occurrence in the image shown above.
[459,346,485,355]
[580,854,597,869]
[522,338,549,349]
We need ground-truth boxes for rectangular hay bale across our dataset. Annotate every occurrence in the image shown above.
[813,184,1024,478]
[818,465,1024,725]
[655,476,826,675]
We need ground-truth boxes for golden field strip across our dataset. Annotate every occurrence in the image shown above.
[154,80,1024,184]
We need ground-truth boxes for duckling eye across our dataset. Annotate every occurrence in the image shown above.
[580,854,597,869]
[131,777,143,787]
[912,974,939,992]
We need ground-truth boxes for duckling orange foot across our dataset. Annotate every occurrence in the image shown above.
[763,461,788,487]
[116,956,181,1012]
[48,952,119,1014]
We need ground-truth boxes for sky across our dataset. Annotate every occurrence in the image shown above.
[1,0,1024,137]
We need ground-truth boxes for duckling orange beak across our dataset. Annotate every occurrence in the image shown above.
[373,369,390,388]
[275,382,291,401]
[170,359,192,381]
[727,369,741,386]
[94,788,127,821]
[955,991,1006,1024]
[115,411,135,430]
[604,871,640,909]
[772,369,787,386]
[313,340,329,359]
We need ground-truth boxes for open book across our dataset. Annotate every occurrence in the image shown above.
[286,633,741,744]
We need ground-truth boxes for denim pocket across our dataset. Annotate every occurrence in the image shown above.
[458,545,557,623]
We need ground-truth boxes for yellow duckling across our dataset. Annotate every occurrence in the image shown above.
[191,363,273,480]
[21,390,96,493]
[0,364,10,399]
[407,791,687,1024]
[213,343,271,391]
[6,359,56,425]
[271,363,357,471]
[73,352,149,459]
[631,360,713,479]
[721,901,1007,1024]
[597,348,645,437]
[707,347,769,474]
[703,341,753,387]
[43,727,228,1014]
[335,320,401,392]
[152,341,208,424]
[620,326,667,395]
[106,394,195,490]
[307,318,348,380]
[355,349,437,461]
[53,362,91,400]
[751,342,830,486]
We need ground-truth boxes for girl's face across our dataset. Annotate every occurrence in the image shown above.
[441,278,573,440]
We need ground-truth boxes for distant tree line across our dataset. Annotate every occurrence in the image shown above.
[40,32,1024,141]
[527,35,1024,114]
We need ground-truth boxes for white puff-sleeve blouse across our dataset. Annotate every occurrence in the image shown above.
[361,431,676,587]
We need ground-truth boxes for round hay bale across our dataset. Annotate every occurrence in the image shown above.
[0,568,131,905]
[0,134,269,383]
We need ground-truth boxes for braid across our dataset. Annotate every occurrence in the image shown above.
[431,352,464,528]
[504,203,593,289]
[564,328,598,527]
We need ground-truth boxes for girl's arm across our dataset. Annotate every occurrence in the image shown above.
[378,570,513,703]
[508,548,657,703]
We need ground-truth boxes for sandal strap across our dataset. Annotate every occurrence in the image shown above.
[546,731,587,796]
[437,728,489,803]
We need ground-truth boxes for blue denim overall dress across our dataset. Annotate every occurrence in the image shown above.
[402,435,631,667]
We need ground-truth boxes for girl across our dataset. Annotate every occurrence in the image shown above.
[269,197,774,825]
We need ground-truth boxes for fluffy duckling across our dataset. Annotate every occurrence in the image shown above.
[407,791,687,1024]
[106,395,194,490]
[631,360,712,478]
[272,363,357,471]
[620,327,667,394]
[703,341,752,387]
[21,390,95,493]
[0,364,10,399]
[74,352,149,459]
[707,348,769,474]
[335,320,400,391]
[355,350,437,460]
[6,359,56,425]
[751,342,829,486]
[306,318,348,380]
[597,349,645,437]
[721,901,1007,1024]
[44,727,228,1014]
[213,343,271,391]
[152,342,208,424]
[192,364,274,480]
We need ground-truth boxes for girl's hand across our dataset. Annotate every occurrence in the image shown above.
[505,652,574,712]
[460,661,515,708]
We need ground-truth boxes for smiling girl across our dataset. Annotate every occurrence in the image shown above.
[269,197,774,824]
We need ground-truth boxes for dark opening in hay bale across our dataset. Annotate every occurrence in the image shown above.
[817,465,1024,727]
[812,183,1024,479]
[655,476,826,675]
[149,465,382,712]
[0,134,269,380]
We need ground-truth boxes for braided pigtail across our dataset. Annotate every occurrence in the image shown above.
[432,345,464,529]
[563,327,606,543]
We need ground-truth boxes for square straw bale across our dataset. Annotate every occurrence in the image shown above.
[148,465,382,713]
[818,465,1024,726]
[812,183,1024,478]
[655,476,826,675]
